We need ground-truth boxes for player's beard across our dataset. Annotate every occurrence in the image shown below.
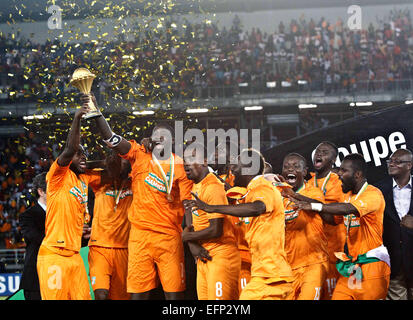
[340,178,354,194]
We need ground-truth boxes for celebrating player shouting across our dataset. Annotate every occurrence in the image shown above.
[308,141,346,299]
[290,154,391,300]
[280,153,328,300]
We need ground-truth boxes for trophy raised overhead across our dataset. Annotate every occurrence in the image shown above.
[69,67,101,119]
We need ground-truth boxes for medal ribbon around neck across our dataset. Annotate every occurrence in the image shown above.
[79,179,90,223]
[113,180,126,212]
[314,171,331,196]
[152,152,175,197]
[344,181,368,245]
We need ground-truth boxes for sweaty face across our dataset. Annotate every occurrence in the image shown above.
[387,151,412,178]
[338,160,356,193]
[282,156,306,190]
[71,148,87,174]
[313,143,336,172]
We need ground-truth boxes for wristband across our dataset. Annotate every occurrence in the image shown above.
[103,132,122,148]
[311,203,323,212]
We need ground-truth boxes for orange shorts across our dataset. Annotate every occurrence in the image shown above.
[321,262,340,300]
[88,246,130,300]
[239,277,293,300]
[196,245,240,300]
[37,245,91,300]
[239,261,252,296]
[291,261,328,300]
[332,262,391,300]
[127,227,185,293]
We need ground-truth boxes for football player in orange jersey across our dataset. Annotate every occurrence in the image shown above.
[210,142,252,296]
[280,153,328,300]
[187,149,294,300]
[82,94,193,300]
[182,143,240,300]
[309,141,347,299]
[291,154,391,300]
[37,104,94,300]
[86,151,132,300]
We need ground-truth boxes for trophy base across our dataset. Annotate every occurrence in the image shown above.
[83,111,101,120]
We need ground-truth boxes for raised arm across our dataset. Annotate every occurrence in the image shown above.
[80,93,131,155]
[58,105,89,167]
[186,193,266,218]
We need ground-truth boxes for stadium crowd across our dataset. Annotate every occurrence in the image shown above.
[0,134,57,248]
[1,8,413,104]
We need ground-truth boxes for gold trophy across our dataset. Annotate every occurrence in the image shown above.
[69,67,101,119]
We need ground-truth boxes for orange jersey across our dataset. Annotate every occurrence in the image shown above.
[230,216,251,264]
[339,183,386,257]
[191,173,237,252]
[283,182,328,269]
[308,172,345,203]
[88,174,132,248]
[241,176,293,281]
[308,172,347,260]
[119,140,193,236]
[42,159,94,252]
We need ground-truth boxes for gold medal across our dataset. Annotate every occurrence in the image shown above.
[166,193,174,202]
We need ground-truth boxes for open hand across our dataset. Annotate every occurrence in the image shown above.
[189,192,213,213]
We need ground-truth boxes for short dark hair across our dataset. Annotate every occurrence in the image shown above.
[284,152,307,168]
[319,141,339,158]
[343,153,367,177]
[32,172,47,198]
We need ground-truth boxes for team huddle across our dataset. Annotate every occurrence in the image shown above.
[35,94,405,300]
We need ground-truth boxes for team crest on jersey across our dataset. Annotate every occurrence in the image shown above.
[144,172,167,193]
[343,214,360,228]
[69,182,87,205]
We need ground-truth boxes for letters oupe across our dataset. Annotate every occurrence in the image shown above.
[311,131,407,167]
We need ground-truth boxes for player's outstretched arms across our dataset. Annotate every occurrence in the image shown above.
[58,105,89,167]
[187,192,266,218]
[290,196,359,218]
[80,93,131,155]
